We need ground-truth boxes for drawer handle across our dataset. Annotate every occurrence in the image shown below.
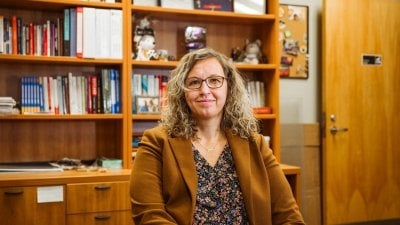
[94,215,111,220]
[4,189,24,195]
[94,185,111,190]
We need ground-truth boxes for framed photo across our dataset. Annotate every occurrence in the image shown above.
[133,0,159,6]
[161,0,194,9]
[279,4,309,79]
[194,0,233,12]
[234,0,266,15]
[136,96,160,114]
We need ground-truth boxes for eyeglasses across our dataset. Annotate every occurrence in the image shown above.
[184,76,226,90]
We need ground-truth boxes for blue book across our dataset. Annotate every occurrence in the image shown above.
[69,8,77,57]
[110,69,116,114]
[63,9,70,56]
[114,69,120,113]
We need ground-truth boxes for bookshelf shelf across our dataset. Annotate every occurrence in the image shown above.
[0,114,123,120]
[0,0,123,11]
[131,60,277,71]
[131,114,161,121]
[131,5,275,24]
[0,55,123,65]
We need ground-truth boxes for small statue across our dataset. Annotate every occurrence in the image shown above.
[239,39,263,64]
[133,17,155,59]
[136,34,158,61]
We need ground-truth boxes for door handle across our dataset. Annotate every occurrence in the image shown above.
[330,126,349,135]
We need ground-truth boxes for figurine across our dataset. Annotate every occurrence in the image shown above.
[133,17,155,59]
[136,34,158,61]
[239,39,262,64]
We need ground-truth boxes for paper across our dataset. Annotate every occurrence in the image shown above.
[37,186,64,203]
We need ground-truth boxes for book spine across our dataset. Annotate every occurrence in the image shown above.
[0,16,3,54]
[63,9,70,56]
[69,8,77,57]
[76,7,83,58]
[11,16,17,54]
[110,69,116,114]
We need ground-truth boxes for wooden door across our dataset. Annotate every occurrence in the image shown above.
[322,0,400,224]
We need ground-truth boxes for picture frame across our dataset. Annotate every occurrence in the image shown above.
[234,0,266,15]
[279,4,309,79]
[136,96,160,114]
[160,0,194,9]
[194,0,233,12]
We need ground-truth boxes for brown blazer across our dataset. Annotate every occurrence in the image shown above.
[130,126,305,225]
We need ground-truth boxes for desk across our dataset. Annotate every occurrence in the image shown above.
[281,164,301,204]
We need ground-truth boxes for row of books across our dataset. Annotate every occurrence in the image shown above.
[131,73,169,113]
[246,80,266,108]
[0,7,122,59]
[20,68,120,115]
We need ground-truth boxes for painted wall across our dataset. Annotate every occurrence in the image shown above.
[279,0,322,123]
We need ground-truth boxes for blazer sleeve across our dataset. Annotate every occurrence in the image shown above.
[255,134,306,225]
[130,127,178,225]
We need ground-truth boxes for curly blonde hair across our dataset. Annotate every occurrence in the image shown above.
[160,48,259,139]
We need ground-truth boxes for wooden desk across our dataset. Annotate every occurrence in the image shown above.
[281,164,301,204]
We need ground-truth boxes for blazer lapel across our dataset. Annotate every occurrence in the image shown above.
[226,132,254,219]
[168,137,198,203]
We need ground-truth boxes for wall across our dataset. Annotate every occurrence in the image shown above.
[279,0,322,123]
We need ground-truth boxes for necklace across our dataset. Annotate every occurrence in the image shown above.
[194,133,221,152]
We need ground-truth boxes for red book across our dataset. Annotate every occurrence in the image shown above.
[42,24,47,56]
[90,75,98,114]
[11,16,17,54]
[29,23,34,55]
[253,106,273,114]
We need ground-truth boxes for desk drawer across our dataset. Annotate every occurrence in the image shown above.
[67,210,132,225]
[67,181,130,213]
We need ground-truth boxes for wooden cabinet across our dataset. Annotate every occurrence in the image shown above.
[0,186,65,225]
[66,181,131,225]
[0,170,132,225]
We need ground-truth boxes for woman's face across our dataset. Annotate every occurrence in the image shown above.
[184,57,228,121]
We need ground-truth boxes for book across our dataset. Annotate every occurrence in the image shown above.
[82,7,96,58]
[109,9,122,59]
[0,16,3,53]
[253,106,272,114]
[11,16,17,54]
[95,8,111,58]
[101,69,112,113]
[63,8,70,56]
[76,7,83,58]
[70,8,77,56]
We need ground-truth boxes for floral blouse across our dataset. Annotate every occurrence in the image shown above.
[192,144,249,225]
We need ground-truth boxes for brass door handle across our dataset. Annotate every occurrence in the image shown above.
[330,126,349,135]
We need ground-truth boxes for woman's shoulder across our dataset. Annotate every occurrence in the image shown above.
[143,125,168,137]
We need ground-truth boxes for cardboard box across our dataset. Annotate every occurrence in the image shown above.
[280,123,321,225]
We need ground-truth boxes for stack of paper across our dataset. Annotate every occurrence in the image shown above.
[0,97,18,114]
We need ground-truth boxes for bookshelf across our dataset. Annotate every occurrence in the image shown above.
[0,0,132,168]
[0,0,298,206]
[129,1,281,160]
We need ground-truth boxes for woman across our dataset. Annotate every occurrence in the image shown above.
[130,48,305,224]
